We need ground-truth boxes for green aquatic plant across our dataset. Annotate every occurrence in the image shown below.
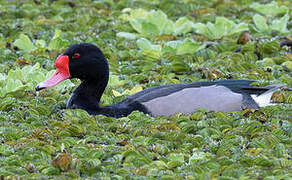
[0,0,291,179]
[250,1,289,17]
[0,63,74,98]
[251,14,290,35]
[13,30,68,53]
[136,37,205,60]
[118,9,195,38]
[192,17,248,40]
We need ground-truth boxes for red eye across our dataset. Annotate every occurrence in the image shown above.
[73,53,80,59]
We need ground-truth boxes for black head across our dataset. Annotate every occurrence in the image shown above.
[36,43,109,91]
[64,43,109,81]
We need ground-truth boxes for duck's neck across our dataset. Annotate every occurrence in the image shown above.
[68,77,148,118]
[68,77,108,110]
[80,79,107,102]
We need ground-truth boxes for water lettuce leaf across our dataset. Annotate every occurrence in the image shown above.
[137,38,162,52]
[174,17,195,34]
[253,14,269,33]
[252,14,290,34]
[137,37,204,58]
[164,38,205,55]
[189,151,207,164]
[176,38,205,55]
[13,34,36,53]
[193,17,248,40]
[48,29,68,51]
[0,63,74,97]
[271,14,290,33]
[13,30,68,53]
[250,1,289,17]
[112,85,143,97]
[122,9,194,36]
[116,32,139,40]
[136,38,162,59]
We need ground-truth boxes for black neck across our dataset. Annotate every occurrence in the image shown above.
[69,77,148,118]
[70,77,108,110]
[80,79,107,103]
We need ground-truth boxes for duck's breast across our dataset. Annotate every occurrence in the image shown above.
[141,85,243,117]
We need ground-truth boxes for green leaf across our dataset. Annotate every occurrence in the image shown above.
[141,21,160,36]
[214,17,234,35]
[250,1,289,17]
[48,29,67,51]
[163,39,205,55]
[171,60,190,73]
[206,162,220,169]
[151,160,168,170]
[7,68,22,81]
[164,41,181,52]
[271,14,289,33]
[253,14,269,32]
[193,17,248,39]
[126,8,149,20]
[13,34,36,52]
[0,73,7,86]
[176,38,205,55]
[137,38,153,51]
[35,40,46,48]
[108,75,126,87]
[6,79,24,92]
[48,38,64,51]
[41,167,60,175]
[161,19,175,35]
[189,151,207,164]
[0,97,16,110]
[148,10,168,28]
[168,153,184,163]
[193,23,208,36]
[136,38,161,52]
[282,61,292,71]
[129,19,144,34]
[53,29,62,39]
[0,144,15,156]
[174,17,194,34]
[148,10,172,34]
[86,159,101,167]
[0,169,14,176]
[116,32,139,40]
[167,160,183,169]
[125,9,176,35]
[232,23,250,34]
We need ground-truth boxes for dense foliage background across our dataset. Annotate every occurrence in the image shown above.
[0,0,291,179]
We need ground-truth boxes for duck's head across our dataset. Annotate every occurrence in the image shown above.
[36,43,109,91]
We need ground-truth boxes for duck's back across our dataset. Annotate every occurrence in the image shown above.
[117,79,280,117]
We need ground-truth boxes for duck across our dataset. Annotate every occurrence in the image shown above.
[36,43,285,118]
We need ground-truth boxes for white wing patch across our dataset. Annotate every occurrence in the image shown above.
[251,84,285,107]
[142,85,243,117]
[251,94,272,107]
